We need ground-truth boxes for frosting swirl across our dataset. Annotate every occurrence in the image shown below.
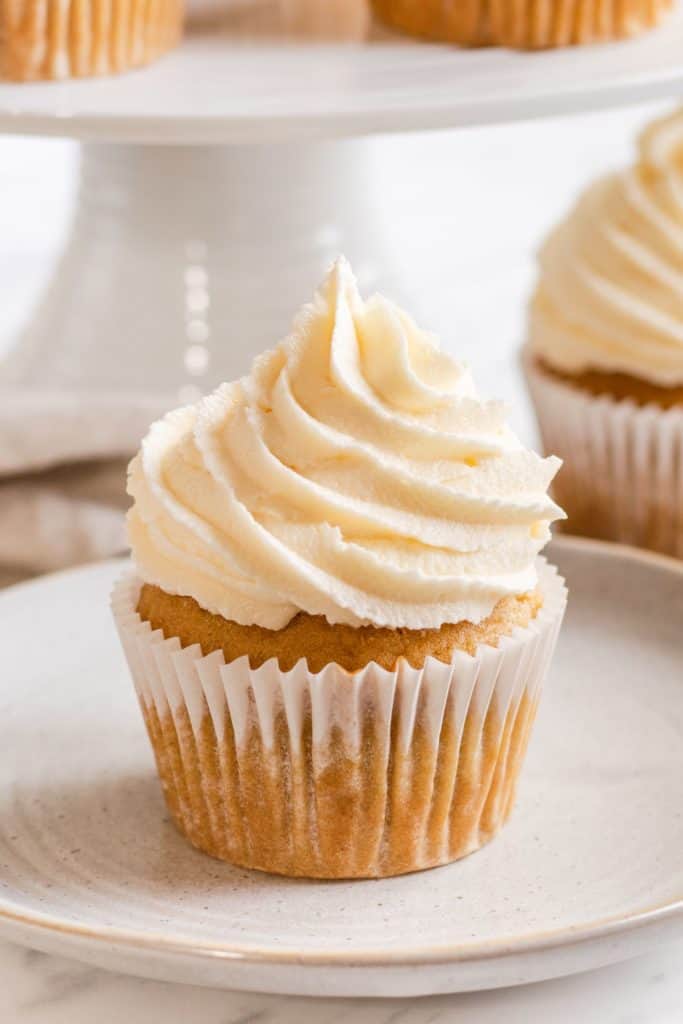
[128,259,563,630]
[530,108,683,387]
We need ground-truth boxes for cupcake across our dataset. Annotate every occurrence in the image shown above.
[525,108,683,558]
[371,0,672,48]
[0,0,184,81]
[112,258,567,879]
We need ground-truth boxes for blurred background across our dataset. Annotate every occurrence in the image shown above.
[0,99,673,587]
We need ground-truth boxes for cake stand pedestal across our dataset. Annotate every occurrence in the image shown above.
[0,139,397,456]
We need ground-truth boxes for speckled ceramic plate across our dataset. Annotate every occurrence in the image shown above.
[0,536,681,997]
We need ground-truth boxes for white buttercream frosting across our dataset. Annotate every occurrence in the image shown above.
[128,259,564,630]
[530,107,683,386]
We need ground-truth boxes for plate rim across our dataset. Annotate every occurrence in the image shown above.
[1,533,682,970]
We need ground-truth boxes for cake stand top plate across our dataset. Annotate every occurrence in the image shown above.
[0,3,682,144]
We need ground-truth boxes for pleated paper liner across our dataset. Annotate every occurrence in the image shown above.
[112,561,567,879]
[0,0,184,81]
[525,351,683,559]
[371,0,672,48]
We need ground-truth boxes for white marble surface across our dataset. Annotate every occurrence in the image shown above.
[3,938,683,1022]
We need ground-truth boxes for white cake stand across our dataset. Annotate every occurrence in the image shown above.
[1,3,682,459]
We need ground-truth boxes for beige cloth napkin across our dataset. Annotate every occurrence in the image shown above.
[0,388,168,588]
[0,458,129,588]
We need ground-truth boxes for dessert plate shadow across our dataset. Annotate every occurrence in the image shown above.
[0,535,681,997]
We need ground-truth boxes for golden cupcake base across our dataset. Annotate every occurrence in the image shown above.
[112,563,566,880]
[371,0,672,48]
[142,687,539,879]
[1,0,184,81]
[538,361,683,411]
[137,582,543,673]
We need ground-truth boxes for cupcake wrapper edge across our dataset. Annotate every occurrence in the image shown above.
[111,560,567,878]
[524,349,683,558]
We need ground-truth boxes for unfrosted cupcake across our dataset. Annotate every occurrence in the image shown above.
[525,108,683,558]
[113,258,567,879]
[371,0,672,48]
[0,0,183,81]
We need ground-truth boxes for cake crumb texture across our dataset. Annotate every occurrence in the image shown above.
[137,584,543,672]
[538,359,683,410]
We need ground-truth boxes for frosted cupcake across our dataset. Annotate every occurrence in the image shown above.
[525,108,683,558]
[113,258,567,879]
[1,0,183,81]
[371,0,672,48]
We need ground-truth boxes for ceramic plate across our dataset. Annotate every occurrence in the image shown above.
[0,536,681,997]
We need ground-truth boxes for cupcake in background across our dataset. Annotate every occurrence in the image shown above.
[371,0,672,48]
[0,0,184,81]
[113,258,566,879]
[525,107,683,557]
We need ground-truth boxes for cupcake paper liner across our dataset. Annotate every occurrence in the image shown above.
[525,351,683,559]
[1,0,184,81]
[112,561,567,879]
[371,0,672,48]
